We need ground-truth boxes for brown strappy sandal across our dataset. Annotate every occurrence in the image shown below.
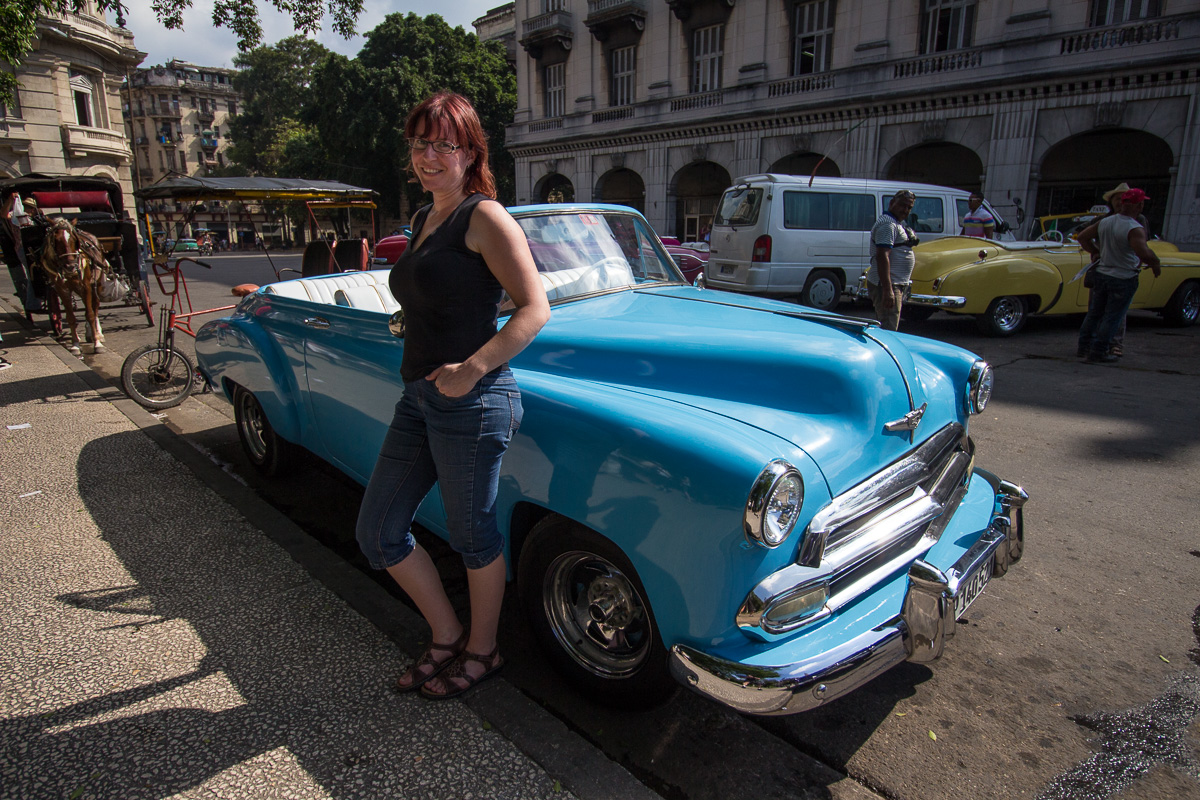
[420,645,504,700]
[395,627,469,693]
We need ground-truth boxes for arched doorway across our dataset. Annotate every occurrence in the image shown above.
[596,168,645,213]
[884,143,983,192]
[1035,129,1172,231]
[770,152,841,178]
[673,161,731,242]
[535,173,575,204]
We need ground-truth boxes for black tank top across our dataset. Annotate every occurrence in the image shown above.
[389,193,504,382]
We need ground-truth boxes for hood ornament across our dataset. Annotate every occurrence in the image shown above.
[885,402,927,432]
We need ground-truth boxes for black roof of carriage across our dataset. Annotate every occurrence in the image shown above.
[135,176,376,202]
[0,173,125,215]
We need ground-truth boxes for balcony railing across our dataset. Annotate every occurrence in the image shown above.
[197,109,215,124]
[60,124,131,160]
[592,106,634,123]
[200,138,218,149]
[529,117,564,132]
[1060,17,1179,54]
[520,10,574,57]
[585,0,646,40]
[669,89,724,113]
[892,48,983,79]
[767,72,835,99]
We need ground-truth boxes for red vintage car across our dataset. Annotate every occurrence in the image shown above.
[372,233,409,266]
[664,243,708,283]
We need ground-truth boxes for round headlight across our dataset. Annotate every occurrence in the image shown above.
[967,360,993,414]
[744,461,804,548]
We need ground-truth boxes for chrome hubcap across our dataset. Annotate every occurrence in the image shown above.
[238,394,268,461]
[993,297,1024,331]
[543,551,651,677]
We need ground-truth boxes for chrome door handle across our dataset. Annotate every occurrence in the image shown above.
[303,317,331,329]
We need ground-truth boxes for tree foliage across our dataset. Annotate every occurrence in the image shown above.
[1,0,363,108]
[225,14,517,218]
[304,13,518,214]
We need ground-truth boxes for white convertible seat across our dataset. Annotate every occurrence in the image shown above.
[539,260,632,302]
[264,269,392,304]
[334,284,402,313]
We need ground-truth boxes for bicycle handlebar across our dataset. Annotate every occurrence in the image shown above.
[173,257,213,269]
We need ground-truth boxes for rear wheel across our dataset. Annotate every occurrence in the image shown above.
[121,344,195,409]
[800,270,843,311]
[234,386,296,476]
[976,296,1028,336]
[518,516,675,708]
[1162,280,1200,327]
[135,278,154,327]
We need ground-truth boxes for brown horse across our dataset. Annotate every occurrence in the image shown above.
[40,218,108,354]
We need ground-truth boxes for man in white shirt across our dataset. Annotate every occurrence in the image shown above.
[866,190,918,330]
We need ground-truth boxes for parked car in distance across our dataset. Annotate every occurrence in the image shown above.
[664,242,708,283]
[372,232,410,266]
[704,175,1014,312]
[906,234,1200,335]
[173,238,200,253]
[195,204,1027,715]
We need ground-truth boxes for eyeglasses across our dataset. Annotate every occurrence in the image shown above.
[409,137,462,155]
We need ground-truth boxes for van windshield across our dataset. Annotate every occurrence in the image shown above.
[714,187,763,226]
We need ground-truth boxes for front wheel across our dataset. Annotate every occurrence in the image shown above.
[800,270,843,311]
[121,344,196,409]
[233,386,296,476]
[518,516,676,708]
[1162,280,1200,327]
[976,296,1028,337]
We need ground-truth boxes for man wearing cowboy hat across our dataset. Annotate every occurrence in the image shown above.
[1076,188,1161,363]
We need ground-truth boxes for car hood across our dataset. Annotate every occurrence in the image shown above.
[515,286,943,495]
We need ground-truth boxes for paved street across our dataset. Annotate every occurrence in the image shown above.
[4,255,1200,799]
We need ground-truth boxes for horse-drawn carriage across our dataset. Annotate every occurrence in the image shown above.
[1,173,153,349]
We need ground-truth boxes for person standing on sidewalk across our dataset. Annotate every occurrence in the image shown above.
[960,191,995,238]
[355,92,550,700]
[1075,188,1160,363]
[866,190,918,330]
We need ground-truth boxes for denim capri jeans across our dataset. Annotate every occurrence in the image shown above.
[356,368,523,571]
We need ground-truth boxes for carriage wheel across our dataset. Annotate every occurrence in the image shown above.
[136,278,154,327]
[120,344,196,409]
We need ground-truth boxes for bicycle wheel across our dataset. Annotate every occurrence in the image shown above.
[121,344,196,409]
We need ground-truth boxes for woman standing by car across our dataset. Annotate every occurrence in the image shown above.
[356,92,550,699]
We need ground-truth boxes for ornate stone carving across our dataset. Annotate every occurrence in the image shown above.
[921,118,947,142]
[1094,101,1125,128]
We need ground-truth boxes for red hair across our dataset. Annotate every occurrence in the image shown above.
[404,92,496,200]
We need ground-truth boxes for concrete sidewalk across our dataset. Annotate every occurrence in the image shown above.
[0,303,654,799]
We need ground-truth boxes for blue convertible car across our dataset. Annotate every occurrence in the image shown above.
[195,205,1027,715]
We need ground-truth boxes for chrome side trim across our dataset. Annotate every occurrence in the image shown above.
[908,293,967,309]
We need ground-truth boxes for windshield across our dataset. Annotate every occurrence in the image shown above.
[713,187,763,226]
[514,211,684,303]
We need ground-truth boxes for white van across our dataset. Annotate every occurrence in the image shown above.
[702,175,1013,310]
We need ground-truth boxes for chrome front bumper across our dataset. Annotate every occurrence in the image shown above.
[908,293,967,309]
[669,475,1027,716]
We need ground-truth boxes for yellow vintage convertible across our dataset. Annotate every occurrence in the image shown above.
[906,232,1200,336]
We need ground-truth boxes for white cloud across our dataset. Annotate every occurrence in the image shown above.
[117,0,501,69]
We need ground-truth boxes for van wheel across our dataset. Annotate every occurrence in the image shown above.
[801,270,843,311]
[976,296,1028,337]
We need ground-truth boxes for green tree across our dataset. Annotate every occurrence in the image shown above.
[1,0,363,108]
[226,36,330,175]
[305,13,518,215]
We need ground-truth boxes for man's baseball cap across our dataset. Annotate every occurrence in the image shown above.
[1121,188,1150,203]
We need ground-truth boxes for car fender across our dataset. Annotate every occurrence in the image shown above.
[935,256,1062,314]
[195,300,306,445]
[501,369,832,645]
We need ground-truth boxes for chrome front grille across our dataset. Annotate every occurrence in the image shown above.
[798,423,971,571]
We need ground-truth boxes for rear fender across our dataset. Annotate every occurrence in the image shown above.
[197,312,305,445]
[937,257,1062,314]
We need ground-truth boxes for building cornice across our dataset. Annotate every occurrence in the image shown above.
[37,12,145,67]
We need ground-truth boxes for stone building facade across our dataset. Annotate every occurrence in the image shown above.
[120,61,268,246]
[0,2,143,213]
[507,0,1200,247]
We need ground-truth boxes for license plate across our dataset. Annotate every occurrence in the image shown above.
[719,263,735,275]
[954,557,993,618]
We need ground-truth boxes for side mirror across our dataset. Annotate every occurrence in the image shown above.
[388,309,406,339]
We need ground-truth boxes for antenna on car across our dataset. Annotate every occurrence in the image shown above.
[809,118,867,187]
